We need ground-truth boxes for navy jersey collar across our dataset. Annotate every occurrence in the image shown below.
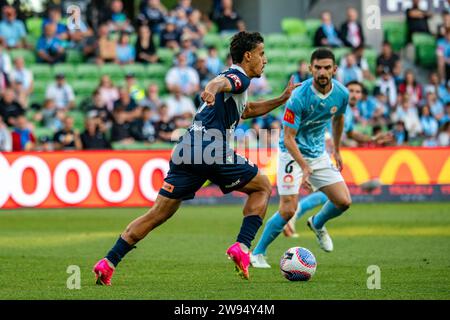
[230,64,248,77]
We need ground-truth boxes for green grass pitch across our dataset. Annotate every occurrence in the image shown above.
[0,203,449,300]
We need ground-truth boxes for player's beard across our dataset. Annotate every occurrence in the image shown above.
[316,76,330,88]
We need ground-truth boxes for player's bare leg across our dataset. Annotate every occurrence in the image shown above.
[307,181,352,252]
[226,172,272,279]
[93,195,182,285]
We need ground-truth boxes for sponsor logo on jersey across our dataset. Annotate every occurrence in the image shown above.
[284,109,295,124]
[225,179,241,189]
[283,174,294,183]
[226,74,242,90]
[162,182,174,193]
[330,106,338,114]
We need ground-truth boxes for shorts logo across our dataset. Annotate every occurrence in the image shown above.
[284,109,295,124]
[162,182,174,193]
[225,179,240,189]
[330,106,338,114]
[226,74,242,90]
[283,174,294,184]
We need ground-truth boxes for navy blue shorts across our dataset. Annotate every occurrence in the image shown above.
[159,149,258,201]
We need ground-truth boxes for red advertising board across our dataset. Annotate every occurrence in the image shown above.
[0,147,449,209]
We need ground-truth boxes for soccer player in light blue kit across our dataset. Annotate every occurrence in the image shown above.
[250,48,352,268]
[281,80,393,239]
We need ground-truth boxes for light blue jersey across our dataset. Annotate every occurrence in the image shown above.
[279,78,349,158]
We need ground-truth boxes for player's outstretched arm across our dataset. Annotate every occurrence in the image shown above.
[347,130,394,145]
[242,76,300,119]
[200,76,233,106]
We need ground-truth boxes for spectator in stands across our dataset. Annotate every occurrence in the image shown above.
[36,23,66,64]
[97,23,117,64]
[405,0,432,43]
[340,7,365,49]
[80,117,112,150]
[375,67,398,108]
[372,89,390,124]
[212,0,244,34]
[392,60,404,87]
[424,72,441,95]
[137,0,167,33]
[437,28,450,82]
[376,42,400,76]
[398,69,423,107]
[0,5,27,49]
[440,102,450,126]
[314,11,343,48]
[102,0,134,34]
[33,98,65,131]
[206,45,223,76]
[53,116,82,150]
[135,25,159,64]
[174,5,189,30]
[130,106,158,143]
[337,53,363,85]
[179,33,197,66]
[165,85,196,121]
[0,114,11,151]
[392,94,422,138]
[175,0,194,15]
[11,77,28,108]
[353,45,375,81]
[0,41,12,79]
[11,114,35,151]
[290,60,310,83]
[392,120,409,146]
[437,10,450,40]
[42,6,68,41]
[97,75,119,111]
[420,105,439,139]
[36,135,54,151]
[10,57,33,96]
[357,87,377,124]
[184,9,207,48]
[248,74,272,96]
[86,90,114,127]
[159,17,182,49]
[66,6,93,50]
[195,53,214,89]
[115,32,135,65]
[0,87,24,126]
[111,107,134,144]
[114,87,139,120]
[139,83,163,114]
[166,52,200,95]
[125,73,146,104]
[45,73,75,110]
[437,121,450,146]
[425,91,444,122]
[154,103,176,142]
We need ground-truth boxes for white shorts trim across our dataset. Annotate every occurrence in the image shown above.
[276,151,344,196]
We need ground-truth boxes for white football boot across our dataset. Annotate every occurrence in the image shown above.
[307,216,334,252]
[250,253,271,268]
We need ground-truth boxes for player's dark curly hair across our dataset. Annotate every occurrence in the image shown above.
[229,31,264,64]
[310,48,336,64]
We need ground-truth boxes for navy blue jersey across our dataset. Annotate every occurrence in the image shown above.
[189,65,251,140]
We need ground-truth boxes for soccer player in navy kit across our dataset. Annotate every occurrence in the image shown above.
[93,31,300,284]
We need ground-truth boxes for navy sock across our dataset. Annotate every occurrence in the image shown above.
[105,236,136,267]
[236,215,263,249]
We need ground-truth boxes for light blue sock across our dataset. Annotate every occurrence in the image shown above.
[313,201,346,229]
[295,192,328,220]
[252,212,287,256]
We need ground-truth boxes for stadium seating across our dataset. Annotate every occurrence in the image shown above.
[281,18,307,36]
[383,20,407,52]
[305,19,322,39]
[8,49,35,64]
[412,33,437,68]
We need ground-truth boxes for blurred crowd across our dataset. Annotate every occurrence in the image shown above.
[0,0,449,152]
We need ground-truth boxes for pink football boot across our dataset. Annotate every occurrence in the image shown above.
[93,258,115,286]
[226,242,250,280]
